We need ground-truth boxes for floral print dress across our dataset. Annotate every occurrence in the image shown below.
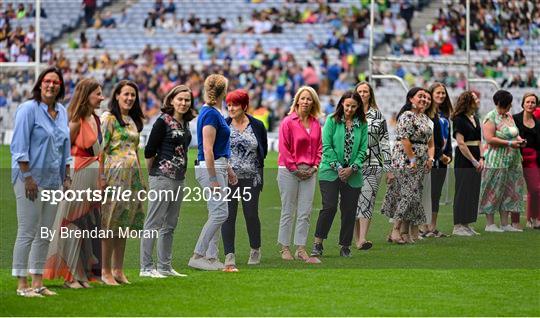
[101,112,145,235]
[479,110,526,214]
[381,111,433,225]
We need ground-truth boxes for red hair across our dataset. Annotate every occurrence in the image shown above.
[226,89,249,111]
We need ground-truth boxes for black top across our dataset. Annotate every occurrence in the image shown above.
[145,113,192,180]
[452,113,481,142]
[513,111,540,166]
[226,114,268,189]
[430,114,445,162]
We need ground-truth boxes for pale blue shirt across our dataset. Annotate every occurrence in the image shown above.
[10,100,72,188]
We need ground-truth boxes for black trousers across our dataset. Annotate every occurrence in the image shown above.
[221,179,261,254]
[314,179,361,247]
[431,162,448,213]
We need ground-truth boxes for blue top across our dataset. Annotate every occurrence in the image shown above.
[197,105,230,161]
[439,112,452,157]
[10,100,72,188]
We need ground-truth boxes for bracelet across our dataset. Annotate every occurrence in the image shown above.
[479,156,485,160]
[22,171,32,179]
[209,176,218,183]
[508,140,512,147]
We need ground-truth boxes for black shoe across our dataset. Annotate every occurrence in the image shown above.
[310,242,323,257]
[340,246,351,257]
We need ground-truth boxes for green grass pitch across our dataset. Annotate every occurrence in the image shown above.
[0,145,538,316]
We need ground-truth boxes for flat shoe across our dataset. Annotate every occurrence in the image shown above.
[16,288,43,298]
[358,241,373,250]
[34,286,57,296]
[63,281,83,289]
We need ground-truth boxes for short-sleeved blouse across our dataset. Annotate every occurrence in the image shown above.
[452,113,481,141]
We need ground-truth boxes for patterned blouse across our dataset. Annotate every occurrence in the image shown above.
[230,124,261,187]
[145,113,192,180]
[364,107,392,170]
[330,116,361,171]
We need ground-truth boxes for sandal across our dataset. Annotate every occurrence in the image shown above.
[34,286,57,296]
[280,248,294,261]
[294,249,310,261]
[16,288,43,298]
[63,281,83,289]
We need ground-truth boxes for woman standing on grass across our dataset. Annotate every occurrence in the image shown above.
[100,80,145,285]
[512,93,540,229]
[424,82,453,238]
[189,74,237,271]
[221,89,268,272]
[353,81,391,250]
[11,67,71,297]
[381,87,434,244]
[479,90,526,232]
[140,85,194,278]
[451,91,484,236]
[277,86,322,262]
[44,78,104,288]
[310,91,367,258]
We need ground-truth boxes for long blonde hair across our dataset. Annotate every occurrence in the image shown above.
[68,78,101,122]
[203,74,228,106]
[288,86,321,117]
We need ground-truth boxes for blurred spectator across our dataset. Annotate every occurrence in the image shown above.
[83,0,97,27]
[101,11,117,28]
[513,48,527,67]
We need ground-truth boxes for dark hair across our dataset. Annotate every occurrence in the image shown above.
[108,80,144,132]
[493,89,513,109]
[31,66,65,104]
[428,82,453,118]
[333,91,366,124]
[161,84,195,122]
[396,87,429,120]
[452,91,477,120]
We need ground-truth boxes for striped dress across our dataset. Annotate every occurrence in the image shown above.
[478,110,526,214]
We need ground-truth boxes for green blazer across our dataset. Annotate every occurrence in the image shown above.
[318,114,368,188]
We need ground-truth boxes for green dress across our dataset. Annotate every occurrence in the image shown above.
[101,112,145,235]
[479,110,526,214]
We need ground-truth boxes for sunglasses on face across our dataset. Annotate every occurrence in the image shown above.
[42,79,62,86]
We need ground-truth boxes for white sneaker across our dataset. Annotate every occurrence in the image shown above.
[501,225,523,232]
[485,224,504,232]
[158,269,188,277]
[224,253,236,267]
[466,226,481,235]
[452,226,473,236]
[139,269,167,278]
[247,248,261,265]
[207,258,225,270]
[188,256,218,271]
